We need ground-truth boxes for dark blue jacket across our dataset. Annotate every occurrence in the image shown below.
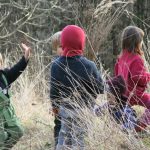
[50,56,104,108]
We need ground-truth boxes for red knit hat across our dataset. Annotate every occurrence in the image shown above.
[61,25,85,57]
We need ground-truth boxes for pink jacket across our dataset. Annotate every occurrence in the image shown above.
[115,50,150,102]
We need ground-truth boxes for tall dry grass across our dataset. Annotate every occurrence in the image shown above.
[0,0,150,150]
[5,47,149,150]
[2,50,54,150]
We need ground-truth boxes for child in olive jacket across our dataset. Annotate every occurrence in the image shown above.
[0,43,31,149]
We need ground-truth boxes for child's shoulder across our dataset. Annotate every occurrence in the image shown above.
[120,51,144,64]
[131,54,144,64]
[52,55,60,60]
[80,56,96,66]
[51,56,66,67]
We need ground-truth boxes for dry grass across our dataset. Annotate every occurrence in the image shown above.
[8,58,150,150]
[1,0,150,150]
[3,53,150,150]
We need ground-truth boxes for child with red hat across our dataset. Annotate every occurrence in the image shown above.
[50,25,104,150]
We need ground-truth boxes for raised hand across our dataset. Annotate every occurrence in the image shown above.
[21,43,31,61]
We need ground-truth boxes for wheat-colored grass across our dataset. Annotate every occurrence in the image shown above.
[1,0,150,150]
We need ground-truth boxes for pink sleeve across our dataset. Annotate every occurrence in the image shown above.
[130,58,150,86]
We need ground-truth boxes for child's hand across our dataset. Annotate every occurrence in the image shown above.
[94,103,108,116]
[21,43,31,61]
[52,108,59,115]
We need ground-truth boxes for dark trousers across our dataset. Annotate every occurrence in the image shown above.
[54,115,61,147]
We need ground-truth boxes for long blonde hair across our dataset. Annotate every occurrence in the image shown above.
[122,26,144,55]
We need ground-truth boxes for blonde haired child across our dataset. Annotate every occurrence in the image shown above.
[50,31,62,148]
[51,31,62,56]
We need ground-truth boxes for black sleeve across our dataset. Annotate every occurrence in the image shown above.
[50,63,60,108]
[4,56,28,85]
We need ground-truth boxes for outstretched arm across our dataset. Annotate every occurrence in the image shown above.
[4,43,31,85]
